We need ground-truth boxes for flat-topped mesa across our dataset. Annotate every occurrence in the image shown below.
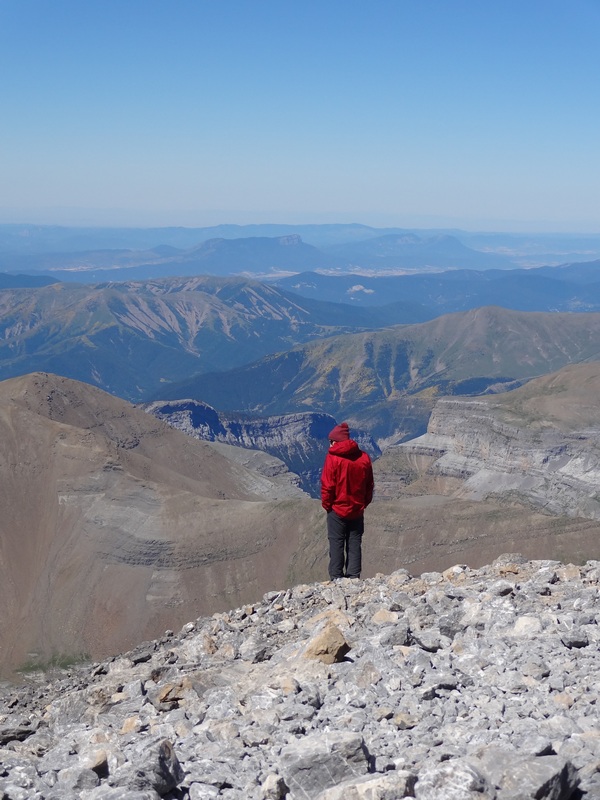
[400,395,600,519]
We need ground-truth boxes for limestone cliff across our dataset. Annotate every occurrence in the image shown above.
[394,363,600,521]
[143,400,381,496]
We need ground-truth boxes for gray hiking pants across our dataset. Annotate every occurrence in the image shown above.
[327,510,364,579]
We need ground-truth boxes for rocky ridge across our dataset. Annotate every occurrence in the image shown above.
[1,555,599,799]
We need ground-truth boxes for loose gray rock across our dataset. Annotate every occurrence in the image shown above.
[109,739,183,795]
[414,759,495,799]
[314,769,417,799]
[278,732,371,798]
[0,555,598,798]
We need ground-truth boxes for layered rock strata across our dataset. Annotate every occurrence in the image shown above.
[1,555,598,798]
[400,397,600,520]
[143,401,380,496]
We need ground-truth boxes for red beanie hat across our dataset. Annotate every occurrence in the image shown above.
[328,422,350,442]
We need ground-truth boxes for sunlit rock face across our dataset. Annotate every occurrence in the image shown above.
[398,369,600,521]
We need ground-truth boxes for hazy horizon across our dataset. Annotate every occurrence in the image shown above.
[1,210,600,237]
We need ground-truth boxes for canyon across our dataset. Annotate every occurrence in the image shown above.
[142,400,380,495]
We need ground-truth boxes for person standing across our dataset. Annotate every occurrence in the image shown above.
[321,421,374,580]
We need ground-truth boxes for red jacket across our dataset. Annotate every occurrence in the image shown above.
[321,439,374,519]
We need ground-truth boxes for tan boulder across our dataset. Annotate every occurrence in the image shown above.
[301,622,350,664]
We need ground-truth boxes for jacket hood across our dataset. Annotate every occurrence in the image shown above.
[329,439,361,458]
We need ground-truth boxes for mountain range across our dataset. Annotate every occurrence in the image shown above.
[3,270,600,437]
[0,232,517,283]
[3,222,600,265]
[151,306,600,443]
[0,222,412,252]
[4,222,600,679]
[273,260,600,310]
[5,219,600,692]
[322,232,515,270]
[0,276,430,401]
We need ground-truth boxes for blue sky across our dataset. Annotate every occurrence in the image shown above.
[1,0,599,232]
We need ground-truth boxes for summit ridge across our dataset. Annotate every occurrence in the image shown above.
[0,555,596,798]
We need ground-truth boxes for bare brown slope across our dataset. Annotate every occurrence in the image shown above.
[364,495,600,577]
[3,371,599,676]
[0,373,322,674]
[489,361,600,432]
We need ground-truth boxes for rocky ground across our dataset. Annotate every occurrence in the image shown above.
[2,554,600,799]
